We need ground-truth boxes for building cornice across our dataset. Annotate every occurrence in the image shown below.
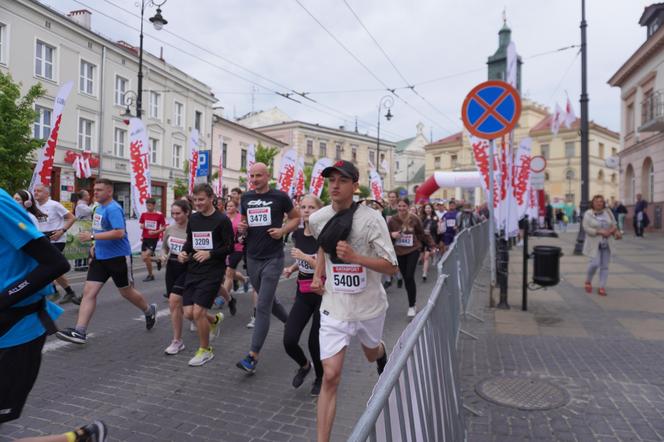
[213,114,287,147]
[608,24,664,87]
[255,121,396,147]
[618,131,664,157]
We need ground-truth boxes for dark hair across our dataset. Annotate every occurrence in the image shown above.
[231,187,242,194]
[420,203,437,221]
[15,189,47,221]
[96,178,113,187]
[193,183,215,197]
[388,190,398,198]
[398,197,410,206]
[224,199,237,211]
[146,198,156,205]
[171,199,191,214]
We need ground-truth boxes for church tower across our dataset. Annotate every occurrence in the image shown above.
[487,15,523,93]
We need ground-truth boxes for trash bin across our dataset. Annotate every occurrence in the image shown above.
[532,245,561,287]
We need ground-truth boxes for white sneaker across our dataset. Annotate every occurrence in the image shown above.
[246,315,255,329]
[209,312,224,340]
[189,321,197,332]
[188,347,214,366]
[407,307,416,318]
[164,339,185,355]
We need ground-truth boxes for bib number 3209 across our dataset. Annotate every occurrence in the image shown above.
[331,264,367,294]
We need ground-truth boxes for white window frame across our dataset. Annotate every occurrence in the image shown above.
[0,22,8,65]
[173,100,184,127]
[78,117,94,152]
[173,143,183,169]
[149,91,161,119]
[149,137,159,165]
[194,110,203,131]
[35,39,56,81]
[115,75,129,106]
[79,59,96,96]
[33,105,52,139]
[114,127,127,158]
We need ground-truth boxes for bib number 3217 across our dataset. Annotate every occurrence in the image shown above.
[332,264,367,294]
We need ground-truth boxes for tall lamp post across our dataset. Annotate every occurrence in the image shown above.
[376,95,394,174]
[574,0,589,254]
[136,0,168,119]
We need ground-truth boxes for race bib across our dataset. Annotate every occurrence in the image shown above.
[144,220,158,230]
[168,237,186,254]
[247,207,272,227]
[446,219,456,228]
[395,233,414,247]
[192,231,213,250]
[92,213,103,230]
[297,255,315,275]
[331,264,367,294]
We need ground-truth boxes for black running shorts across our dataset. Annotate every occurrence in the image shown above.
[166,259,187,296]
[227,251,243,270]
[141,238,159,253]
[53,242,66,252]
[183,275,223,309]
[87,256,133,288]
[0,334,46,423]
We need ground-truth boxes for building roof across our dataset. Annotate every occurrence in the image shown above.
[528,115,619,139]
[639,3,664,26]
[608,16,664,86]
[411,165,426,183]
[425,132,463,149]
[213,114,288,147]
[395,137,415,153]
[255,120,396,146]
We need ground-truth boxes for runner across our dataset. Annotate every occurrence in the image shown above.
[236,162,300,374]
[309,160,398,442]
[230,187,243,207]
[13,189,47,227]
[177,183,233,366]
[74,190,94,272]
[440,200,459,251]
[12,421,108,441]
[220,199,248,316]
[33,184,78,304]
[0,188,70,424]
[382,190,402,289]
[55,179,157,345]
[139,198,167,282]
[161,200,190,355]
[282,194,324,396]
[420,203,438,281]
[388,198,433,318]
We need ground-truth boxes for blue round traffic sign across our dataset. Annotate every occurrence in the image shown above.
[461,80,521,139]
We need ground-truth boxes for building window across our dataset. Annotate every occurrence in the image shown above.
[113,128,126,157]
[115,76,128,106]
[611,147,617,157]
[648,162,654,202]
[0,23,7,64]
[545,172,550,181]
[35,40,55,80]
[626,102,635,133]
[351,145,357,162]
[306,139,313,155]
[151,185,163,212]
[79,60,95,95]
[319,142,327,158]
[396,160,400,170]
[611,173,617,184]
[451,154,458,168]
[598,142,605,159]
[335,143,342,160]
[194,111,202,131]
[566,169,575,180]
[434,156,441,169]
[370,150,375,165]
[33,105,52,139]
[174,101,183,127]
[173,143,183,169]
[240,149,247,170]
[149,137,159,164]
[149,91,160,119]
[540,144,549,160]
[222,142,228,167]
[597,170,604,182]
[565,141,575,158]
[78,118,93,151]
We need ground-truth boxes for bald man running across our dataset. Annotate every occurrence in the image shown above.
[236,162,300,374]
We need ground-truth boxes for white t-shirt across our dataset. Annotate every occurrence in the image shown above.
[36,198,69,243]
[309,204,398,322]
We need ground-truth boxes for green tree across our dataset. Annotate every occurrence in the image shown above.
[239,142,281,190]
[0,73,45,192]
[358,184,371,198]
[173,178,187,199]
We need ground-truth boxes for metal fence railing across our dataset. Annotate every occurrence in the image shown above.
[348,221,489,442]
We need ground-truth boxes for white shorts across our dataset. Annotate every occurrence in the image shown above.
[319,312,386,360]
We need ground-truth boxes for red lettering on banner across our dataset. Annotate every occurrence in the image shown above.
[512,154,531,205]
[38,114,62,185]
[279,164,295,193]
[130,140,150,205]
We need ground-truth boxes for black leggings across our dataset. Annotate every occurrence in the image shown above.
[283,288,323,379]
[397,250,420,307]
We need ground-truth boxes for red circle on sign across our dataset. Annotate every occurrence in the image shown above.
[461,80,522,140]
[530,156,547,173]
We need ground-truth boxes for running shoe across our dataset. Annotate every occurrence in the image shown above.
[397,279,403,289]
[48,289,61,302]
[233,279,239,292]
[190,321,197,332]
[310,378,322,397]
[243,279,250,293]
[376,341,388,375]
[292,362,312,388]
[156,260,162,271]
[209,312,224,340]
[164,339,185,355]
[407,307,416,318]
[237,354,258,374]
[145,303,157,330]
[422,275,427,282]
[188,347,214,366]
[56,328,87,344]
[228,296,237,316]
[246,315,255,329]
[59,291,78,305]
[71,294,83,306]
[143,275,155,282]
[382,279,392,289]
[213,297,225,309]
[75,420,108,442]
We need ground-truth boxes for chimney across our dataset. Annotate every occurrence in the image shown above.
[339,125,345,131]
[67,9,92,30]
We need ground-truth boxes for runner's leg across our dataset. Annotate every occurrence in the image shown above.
[283,291,312,369]
[142,249,153,277]
[317,348,347,442]
[250,256,286,357]
[194,304,210,349]
[75,281,104,329]
[308,302,324,380]
[118,286,149,312]
[169,294,183,341]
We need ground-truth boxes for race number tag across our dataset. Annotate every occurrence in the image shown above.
[446,219,456,228]
[332,264,367,294]
[192,231,213,250]
[168,237,186,254]
[395,233,414,247]
[92,213,103,230]
[297,255,315,275]
[144,220,158,230]
[247,207,272,227]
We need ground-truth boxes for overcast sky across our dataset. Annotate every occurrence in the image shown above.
[48,0,651,142]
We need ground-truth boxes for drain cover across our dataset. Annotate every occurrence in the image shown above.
[475,376,569,410]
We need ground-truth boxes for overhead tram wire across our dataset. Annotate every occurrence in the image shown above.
[75,0,406,140]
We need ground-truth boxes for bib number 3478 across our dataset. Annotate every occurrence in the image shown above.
[332,264,367,294]
[247,208,271,227]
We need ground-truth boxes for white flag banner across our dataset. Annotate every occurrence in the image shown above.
[380,158,390,174]
[512,137,533,218]
[369,166,383,201]
[309,158,332,197]
[129,117,152,216]
[506,41,518,88]
[188,129,200,195]
[294,156,305,198]
[73,154,92,179]
[246,143,256,190]
[550,103,564,136]
[563,96,577,128]
[30,80,74,191]
[277,148,298,195]
[217,136,224,196]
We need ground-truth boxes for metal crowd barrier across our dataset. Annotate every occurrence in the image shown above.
[348,221,489,442]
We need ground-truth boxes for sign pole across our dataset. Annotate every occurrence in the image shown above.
[488,139,497,297]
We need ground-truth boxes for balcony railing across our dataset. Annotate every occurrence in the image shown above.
[640,91,664,132]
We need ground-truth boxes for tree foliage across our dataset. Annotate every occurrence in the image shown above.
[0,73,45,192]
[239,142,281,190]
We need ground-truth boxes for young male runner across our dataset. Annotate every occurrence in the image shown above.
[309,161,398,442]
[139,197,166,281]
[178,184,233,366]
[33,184,78,304]
[56,179,157,344]
[236,162,300,373]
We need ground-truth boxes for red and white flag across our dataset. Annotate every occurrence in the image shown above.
[309,157,332,197]
[216,137,224,197]
[29,81,74,191]
[294,156,305,198]
[563,96,577,128]
[246,143,256,190]
[277,149,298,195]
[550,103,564,136]
[369,166,383,201]
[73,154,92,179]
[129,117,152,216]
[188,129,199,196]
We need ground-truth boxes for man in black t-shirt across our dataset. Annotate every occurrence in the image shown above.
[236,162,300,374]
[178,184,234,367]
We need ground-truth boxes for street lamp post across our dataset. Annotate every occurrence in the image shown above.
[376,95,394,176]
[136,0,168,119]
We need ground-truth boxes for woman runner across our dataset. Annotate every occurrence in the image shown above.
[220,199,249,315]
[420,203,438,282]
[282,194,324,396]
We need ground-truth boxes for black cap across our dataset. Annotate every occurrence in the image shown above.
[322,160,359,182]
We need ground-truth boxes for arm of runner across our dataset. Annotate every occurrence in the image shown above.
[179,221,192,262]
[78,229,124,241]
[208,216,234,261]
[291,247,316,268]
[336,241,398,275]
[283,263,298,278]
[310,247,326,294]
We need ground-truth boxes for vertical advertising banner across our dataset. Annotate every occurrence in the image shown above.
[188,129,200,195]
[129,117,152,217]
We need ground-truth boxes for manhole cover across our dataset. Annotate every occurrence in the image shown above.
[475,376,569,410]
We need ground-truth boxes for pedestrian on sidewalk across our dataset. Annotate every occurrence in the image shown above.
[139,198,166,282]
[583,194,621,297]
[74,190,94,272]
[633,193,649,237]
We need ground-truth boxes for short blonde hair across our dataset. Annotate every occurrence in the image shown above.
[300,194,323,209]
